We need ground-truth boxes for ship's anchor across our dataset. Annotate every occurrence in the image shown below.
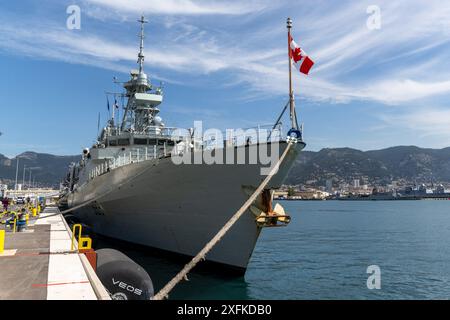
[244,187,291,227]
[251,203,291,228]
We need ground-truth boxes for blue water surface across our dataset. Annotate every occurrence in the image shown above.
[98,200,450,300]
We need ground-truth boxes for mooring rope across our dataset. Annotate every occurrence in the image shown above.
[152,142,294,300]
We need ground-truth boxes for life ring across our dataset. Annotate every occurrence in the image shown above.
[287,128,302,142]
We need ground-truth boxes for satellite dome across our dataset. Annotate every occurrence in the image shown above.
[154,116,163,125]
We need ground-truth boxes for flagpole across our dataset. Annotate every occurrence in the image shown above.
[287,17,296,130]
[112,96,116,124]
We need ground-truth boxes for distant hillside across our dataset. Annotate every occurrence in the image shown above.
[286,146,450,186]
[0,152,80,188]
[1,146,449,188]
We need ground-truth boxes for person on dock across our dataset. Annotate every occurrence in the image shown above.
[16,208,27,232]
[2,198,9,211]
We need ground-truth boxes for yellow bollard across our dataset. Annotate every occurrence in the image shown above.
[79,237,92,250]
[38,205,41,213]
[12,218,17,234]
[0,230,5,254]
[32,208,37,217]
[25,214,29,226]
[71,224,92,251]
[71,224,81,250]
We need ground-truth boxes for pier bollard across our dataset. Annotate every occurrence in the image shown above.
[0,230,4,254]
[32,208,37,217]
[71,224,93,251]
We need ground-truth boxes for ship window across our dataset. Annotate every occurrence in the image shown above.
[134,138,147,145]
[118,138,130,146]
[108,140,117,146]
[168,140,175,146]
[157,139,165,146]
[148,139,157,145]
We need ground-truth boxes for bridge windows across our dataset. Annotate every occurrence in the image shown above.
[134,138,148,145]
[118,138,130,146]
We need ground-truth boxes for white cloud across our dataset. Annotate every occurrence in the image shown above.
[84,0,267,15]
[380,107,450,139]
[358,80,450,104]
[1,0,450,106]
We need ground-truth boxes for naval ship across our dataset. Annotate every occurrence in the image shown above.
[61,17,305,272]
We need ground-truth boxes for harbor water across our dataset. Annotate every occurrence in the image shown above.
[95,200,450,299]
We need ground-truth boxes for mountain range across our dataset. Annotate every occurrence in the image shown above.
[286,146,450,186]
[0,152,80,188]
[1,146,449,188]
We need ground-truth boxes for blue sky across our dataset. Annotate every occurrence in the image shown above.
[1,0,450,157]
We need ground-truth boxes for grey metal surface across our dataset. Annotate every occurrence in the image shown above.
[0,225,50,300]
[68,142,303,269]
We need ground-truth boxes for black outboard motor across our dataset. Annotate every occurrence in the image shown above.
[95,248,154,300]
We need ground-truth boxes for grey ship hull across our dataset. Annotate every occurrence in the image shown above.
[67,141,303,270]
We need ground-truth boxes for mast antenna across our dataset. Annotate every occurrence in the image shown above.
[137,15,148,74]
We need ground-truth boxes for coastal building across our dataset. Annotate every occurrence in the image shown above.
[325,179,333,192]
[0,184,7,198]
[434,184,445,194]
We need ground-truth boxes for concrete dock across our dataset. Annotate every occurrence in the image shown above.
[0,206,110,300]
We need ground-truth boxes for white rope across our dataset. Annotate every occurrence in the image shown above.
[152,142,293,300]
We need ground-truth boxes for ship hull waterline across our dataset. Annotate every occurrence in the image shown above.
[66,141,304,271]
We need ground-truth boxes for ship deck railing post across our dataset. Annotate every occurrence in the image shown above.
[154,145,157,158]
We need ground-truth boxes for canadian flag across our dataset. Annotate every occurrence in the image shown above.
[289,35,314,75]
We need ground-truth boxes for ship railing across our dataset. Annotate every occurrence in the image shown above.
[88,145,169,180]
[142,126,191,140]
[147,124,283,147]
[202,123,283,150]
[88,123,283,180]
